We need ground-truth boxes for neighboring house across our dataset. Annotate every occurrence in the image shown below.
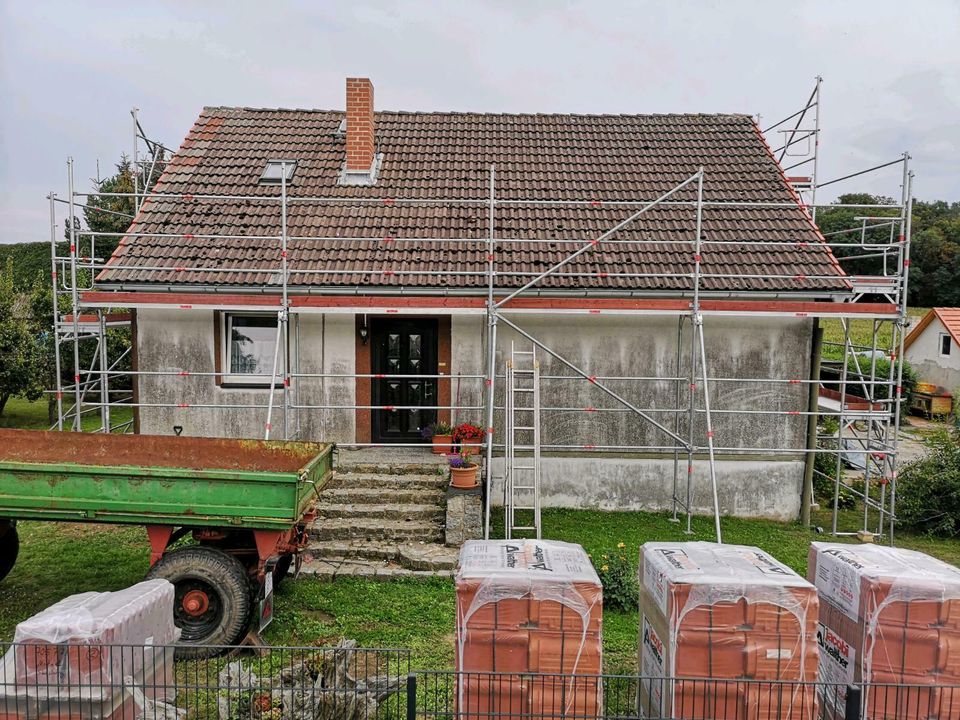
[87,77,862,521]
[904,308,960,394]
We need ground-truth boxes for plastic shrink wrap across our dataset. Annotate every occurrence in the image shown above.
[809,542,960,720]
[455,539,602,720]
[1,579,179,720]
[638,542,818,719]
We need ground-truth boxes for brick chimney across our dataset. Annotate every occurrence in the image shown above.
[345,77,375,172]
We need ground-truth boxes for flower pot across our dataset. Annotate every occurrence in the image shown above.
[450,464,480,489]
[432,434,453,454]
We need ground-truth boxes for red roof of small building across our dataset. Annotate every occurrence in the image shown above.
[904,307,960,351]
[98,108,848,295]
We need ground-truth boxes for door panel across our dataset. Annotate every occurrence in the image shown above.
[371,319,438,443]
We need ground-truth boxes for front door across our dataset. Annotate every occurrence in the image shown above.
[371,318,438,443]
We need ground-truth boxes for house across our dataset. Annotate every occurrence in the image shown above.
[904,307,960,396]
[87,77,867,521]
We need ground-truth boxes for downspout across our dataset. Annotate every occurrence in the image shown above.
[801,319,823,526]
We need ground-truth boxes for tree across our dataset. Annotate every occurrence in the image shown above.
[0,259,46,416]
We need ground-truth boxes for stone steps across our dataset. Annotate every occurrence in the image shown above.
[328,473,448,492]
[309,517,444,543]
[298,556,454,582]
[336,462,447,477]
[304,540,459,571]
[304,455,453,580]
[319,486,446,504]
[314,502,445,522]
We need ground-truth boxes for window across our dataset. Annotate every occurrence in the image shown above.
[259,160,297,184]
[941,333,953,358]
[223,314,283,385]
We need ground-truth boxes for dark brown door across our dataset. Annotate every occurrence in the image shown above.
[371,318,438,443]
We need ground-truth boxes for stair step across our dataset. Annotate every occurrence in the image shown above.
[315,503,445,521]
[336,462,447,476]
[298,556,454,582]
[309,518,444,543]
[330,473,449,491]
[303,540,458,570]
[319,486,445,504]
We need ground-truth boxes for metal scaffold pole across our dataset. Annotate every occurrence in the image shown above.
[67,158,82,431]
[483,166,497,539]
[47,192,64,431]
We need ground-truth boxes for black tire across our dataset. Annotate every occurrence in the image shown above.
[0,523,18,582]
[146,546,252,658]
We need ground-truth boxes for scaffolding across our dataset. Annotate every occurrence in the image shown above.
[46,79,914,545]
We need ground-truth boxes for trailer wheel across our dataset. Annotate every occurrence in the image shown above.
[0,523,18,582]
[146,546,252,658]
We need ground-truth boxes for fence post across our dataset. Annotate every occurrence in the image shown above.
[844,684,862,720]
[406,673,417,720]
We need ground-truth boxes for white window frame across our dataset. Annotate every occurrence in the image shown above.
[221,312,286,387]
[939,332,953,359]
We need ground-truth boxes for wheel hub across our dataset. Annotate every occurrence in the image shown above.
[182,589,210,617]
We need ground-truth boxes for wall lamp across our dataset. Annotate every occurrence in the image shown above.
[359,314,369,345]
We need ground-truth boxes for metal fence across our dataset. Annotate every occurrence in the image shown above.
[410,671,960,720]
[0,642,411,720]
[2,644,958,720]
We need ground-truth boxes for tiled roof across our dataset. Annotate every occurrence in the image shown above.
[904,307,960,351]
[99,108,848,294]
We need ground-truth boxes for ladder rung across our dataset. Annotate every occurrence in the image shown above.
[513,351,535,355]
[513,388,535,393]
[513,426,535,430]
[512,466,535,470]
[512,488,536,493]
[511,525,537,530]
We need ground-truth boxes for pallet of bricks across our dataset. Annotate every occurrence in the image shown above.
[810,543,960,720]
[455,539,602,720]
[638,542,819,719]
[0,580,178,720]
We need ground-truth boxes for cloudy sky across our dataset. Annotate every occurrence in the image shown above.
[1,0,958,244]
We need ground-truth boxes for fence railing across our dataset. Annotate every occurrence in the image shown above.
[411,671,960,720]
[1,643,958,720]
[0,642,411,720]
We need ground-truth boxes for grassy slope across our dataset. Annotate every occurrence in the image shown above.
[0,397,133,431]
[819,307,928,359]
[3,508,958,672]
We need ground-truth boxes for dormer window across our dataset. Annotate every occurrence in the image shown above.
[259,160,297,184]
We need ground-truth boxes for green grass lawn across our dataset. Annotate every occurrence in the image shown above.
[3,507,958,672]
[0,397,133,432]
[820,307,927,360]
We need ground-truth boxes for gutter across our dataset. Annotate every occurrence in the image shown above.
[91,282,851,302]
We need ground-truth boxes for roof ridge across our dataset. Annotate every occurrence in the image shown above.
[200,105,754,120]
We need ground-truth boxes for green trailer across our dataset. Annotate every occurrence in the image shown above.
[0,429,334,656]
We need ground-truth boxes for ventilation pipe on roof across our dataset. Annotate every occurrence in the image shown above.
[339,77,381,186]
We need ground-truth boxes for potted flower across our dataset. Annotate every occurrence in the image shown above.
[449,449,480,488]
[453,422,484,458]
[427,421,454,455]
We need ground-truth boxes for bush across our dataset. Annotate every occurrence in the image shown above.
[896,429,960,538]
[813,416,858,510]
[591,543,638,612]
[845,355,918,408]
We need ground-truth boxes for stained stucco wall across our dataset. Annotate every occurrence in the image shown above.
[905,318,960,393]
[136,309,355,443]
[451,313,813,520]
[136,308,812,519]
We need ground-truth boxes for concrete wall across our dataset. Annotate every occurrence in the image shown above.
[905,318,960,393]
[136,308,812,520]
[454,313,813,520]
[136,309,355,443]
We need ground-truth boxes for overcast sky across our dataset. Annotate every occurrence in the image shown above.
[1,0,958,245]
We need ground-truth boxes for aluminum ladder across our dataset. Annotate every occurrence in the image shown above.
[504,342,542,539]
